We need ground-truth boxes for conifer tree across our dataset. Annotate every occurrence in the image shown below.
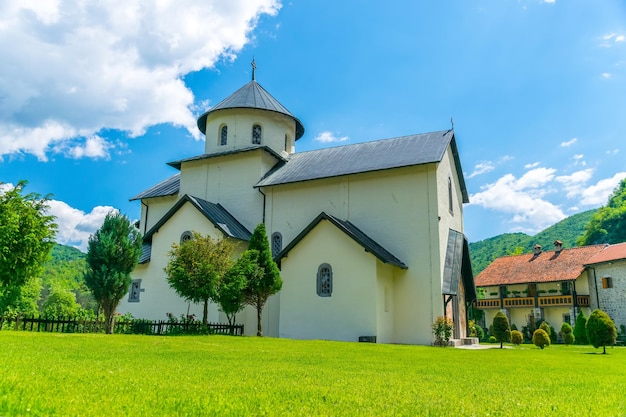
[492,311,511,348]
[574,310,589,345]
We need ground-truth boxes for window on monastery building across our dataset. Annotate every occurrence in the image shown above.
[252,124,262,144]
[271,232,282,257]
[317,263,333,297]
[180,231,193,244]
[448,177,454,215]
[128,279,143,302]
[284,134,288,151]
[220,125,228,146]
[602,277,613,289]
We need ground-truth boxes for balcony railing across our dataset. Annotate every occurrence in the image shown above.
[474,294,590,309]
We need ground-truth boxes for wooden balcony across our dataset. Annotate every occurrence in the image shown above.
[474,294,590,309]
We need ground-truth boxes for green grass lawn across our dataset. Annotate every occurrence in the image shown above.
[1,333,624,416]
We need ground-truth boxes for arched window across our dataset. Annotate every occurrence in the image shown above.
[220,125,228,146]
[317,263,333,297]
[180,231,193,244]
[271,232,282,257]
[252,124,262,144]
[448,177,454,215]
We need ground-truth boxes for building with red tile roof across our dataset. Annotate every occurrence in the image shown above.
[475,242,626,336]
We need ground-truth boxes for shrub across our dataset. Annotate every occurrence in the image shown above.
[431,316,454,347]
[511,323,518,331]
[488,336,497,343]
[587,309,617,354]
[533,329,551,349]
[539,321,551,335]
[574,310,589,345]
[492,311,511,349]
[511,330,523,346]
[561,322,574,345]
[469,320,485,341]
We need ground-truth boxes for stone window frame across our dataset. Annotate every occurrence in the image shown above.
[252,124,262,144]
[271,232,282,257]
[317,263,333,297]
[180,231,193,244]
[128,279,143,302]
[219,125,228,146]
[602,277,613,289]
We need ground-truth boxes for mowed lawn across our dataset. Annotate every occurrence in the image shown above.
[1,332,625,416]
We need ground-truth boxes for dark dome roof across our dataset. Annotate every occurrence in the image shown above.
[196,80,304,140]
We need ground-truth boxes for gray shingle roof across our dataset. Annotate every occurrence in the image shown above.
[167,145,286,170]
[256,130,469,203]
[143,195,251,242]
[442,229,476,301]
[196,80,305,140]
[276,212,407,269]
[130,174,180,201]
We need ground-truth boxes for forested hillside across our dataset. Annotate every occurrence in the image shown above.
[469,209,598,275]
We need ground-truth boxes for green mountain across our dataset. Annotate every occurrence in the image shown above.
[42,244,87,290]
[469,209,598,275]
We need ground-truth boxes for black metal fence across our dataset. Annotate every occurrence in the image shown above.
[0,314,243,336]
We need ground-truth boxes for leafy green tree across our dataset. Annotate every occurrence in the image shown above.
[492,311,511,348]
[0,181,56,313]
[42,287,81,317]
[561,322,574,345]
[578,178,626,245]
[532,328,550,349]
[238,223,282,336]
[574,310,589,345]
[586,309,617,354]
[84,212,142,334]
[217,266,248,326]
[165,233,237,325]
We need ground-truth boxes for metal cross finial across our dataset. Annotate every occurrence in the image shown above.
[450,117,454,130]
[251,58,256,81]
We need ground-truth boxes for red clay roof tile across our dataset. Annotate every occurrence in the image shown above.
[585,242,626,265]
[475,245,606,287]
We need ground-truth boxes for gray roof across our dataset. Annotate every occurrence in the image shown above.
[256,130,469,203]
[167,145,286,170]
[196,80,305,140]
[143,194,251,242]
[276,212,407,269]
[130,174,180,201]
[442,229,476,301]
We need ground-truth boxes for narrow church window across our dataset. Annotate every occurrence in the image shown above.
[252,124,262,144]
[317,263,333,297]
[180,231,193,244]
[448,177,454,215]
[271,232,282,257]
[128,279,143,302]
[284,134,289,152]
[220,125,228,146]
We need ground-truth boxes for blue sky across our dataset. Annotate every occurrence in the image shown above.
[1,0,625,251]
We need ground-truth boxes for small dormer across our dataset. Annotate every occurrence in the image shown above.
[196,60,304,157]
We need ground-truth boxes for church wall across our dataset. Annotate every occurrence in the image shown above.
[178,150,271,232]
[279,220,379,342]
[140,195,178,235]
[266,164,443,345]
[120,203,224,321]
[204,108,296,156]
[376,261,395,343]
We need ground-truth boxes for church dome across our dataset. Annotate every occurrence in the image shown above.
[197,77,305,140]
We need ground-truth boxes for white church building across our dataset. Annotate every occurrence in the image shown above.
[119,67,476,345]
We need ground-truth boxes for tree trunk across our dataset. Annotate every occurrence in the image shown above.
[104,305,115,334]
[202,299,208,325]
[256,297,263,337]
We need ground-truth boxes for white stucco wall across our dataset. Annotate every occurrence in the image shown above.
[204,108,296,156]
[279,220,380,342]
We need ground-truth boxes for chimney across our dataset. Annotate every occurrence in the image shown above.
[533,244,542,255]
[554,240,563,253]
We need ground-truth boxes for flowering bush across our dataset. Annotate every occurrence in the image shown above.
[432,316,454,347]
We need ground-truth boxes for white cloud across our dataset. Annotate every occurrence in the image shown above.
[580,172,626,206]
[467,161,495,179]
[560,138,577,147]
[555,169,593,198]
[314,131,349,143]
[0,0,281,160]
[469,168,566,233]
[544,0,555,3]
[602,73,612,79]
[606,149,619,155]
[46,200,118,251]
[524,162,540,169]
